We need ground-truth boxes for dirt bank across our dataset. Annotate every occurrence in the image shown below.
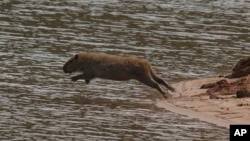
[156,76,250,128]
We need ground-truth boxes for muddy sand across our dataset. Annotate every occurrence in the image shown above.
[156,76,250,128]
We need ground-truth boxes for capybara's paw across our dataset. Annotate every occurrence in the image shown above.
[85,80,90,84]
[169,87,175,92]
[161,92,168,99]
[71,76,79,82]
[163,95,168,99]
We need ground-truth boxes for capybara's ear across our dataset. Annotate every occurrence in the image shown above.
[74,54,79,60]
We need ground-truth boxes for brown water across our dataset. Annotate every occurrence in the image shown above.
[0,0,249,140]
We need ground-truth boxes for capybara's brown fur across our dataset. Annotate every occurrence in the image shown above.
[63,52,175,98]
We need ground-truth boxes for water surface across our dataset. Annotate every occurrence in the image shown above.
[1,0,249,140]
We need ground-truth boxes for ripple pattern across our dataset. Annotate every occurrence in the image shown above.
[1,0,249,140]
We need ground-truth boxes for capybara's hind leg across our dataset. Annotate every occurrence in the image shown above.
[151,71,175,92]
[137,77,167,98]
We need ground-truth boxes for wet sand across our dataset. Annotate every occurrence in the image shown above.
[156,77,250,128]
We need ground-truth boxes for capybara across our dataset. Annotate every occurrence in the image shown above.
[63,52,175,98]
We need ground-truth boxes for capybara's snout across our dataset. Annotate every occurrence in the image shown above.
[63,64,70,73]
[63,65,67,73]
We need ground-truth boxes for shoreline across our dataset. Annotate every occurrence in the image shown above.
[156,77,250,128]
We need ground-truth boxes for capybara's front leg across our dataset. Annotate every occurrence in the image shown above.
[71,75,82,82]
[71,73,95,82]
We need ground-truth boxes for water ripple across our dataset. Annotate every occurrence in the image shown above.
[1,0,249,140]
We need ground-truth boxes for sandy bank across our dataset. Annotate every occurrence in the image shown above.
[156,77,250,128]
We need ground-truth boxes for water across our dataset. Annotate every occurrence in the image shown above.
[1,0,249,140]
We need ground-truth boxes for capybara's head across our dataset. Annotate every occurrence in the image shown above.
[63,54,81,73]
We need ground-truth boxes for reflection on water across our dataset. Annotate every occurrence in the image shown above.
[1,0,249,140]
